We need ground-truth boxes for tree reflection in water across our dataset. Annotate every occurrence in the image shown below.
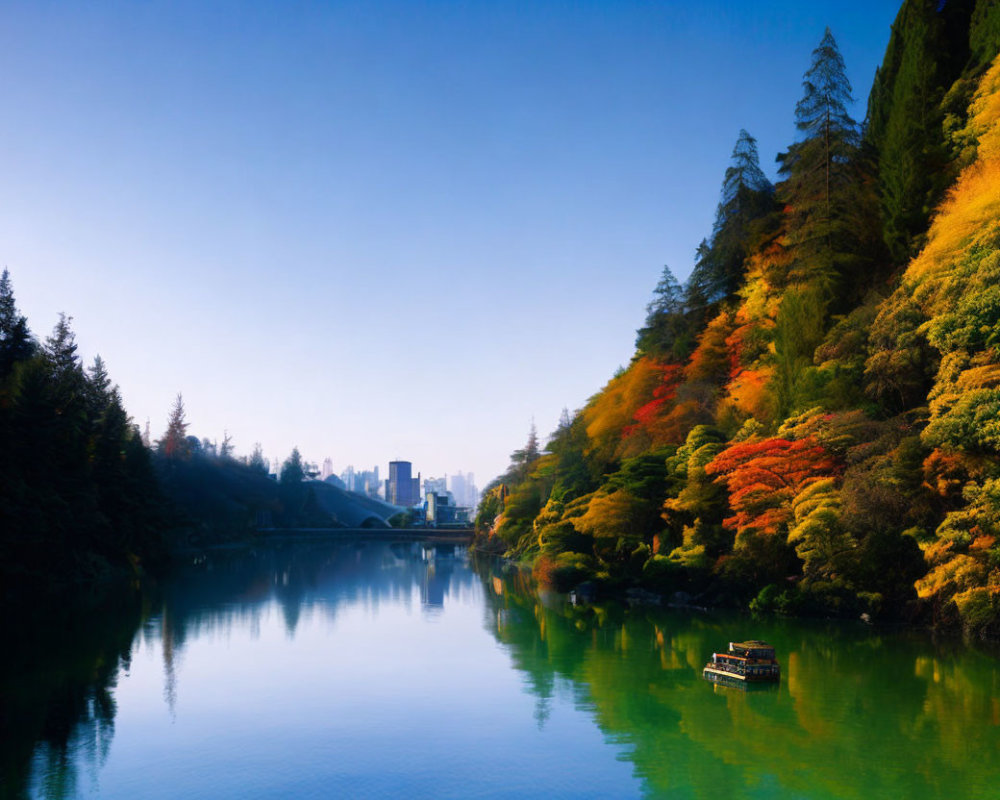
[4,544,1000,800]
[1,540,469,799]
[1,586,143,800]
[473,554,1000,800]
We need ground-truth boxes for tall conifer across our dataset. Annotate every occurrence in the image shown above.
[779,29,880,305]
[0,269,34,378]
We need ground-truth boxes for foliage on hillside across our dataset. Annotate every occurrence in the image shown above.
[477,8,1000,638]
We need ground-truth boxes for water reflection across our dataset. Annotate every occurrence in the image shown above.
[1,541,470,800]
[475,557,1000,799]
[1,587,144,800]
[4,543,1000,799]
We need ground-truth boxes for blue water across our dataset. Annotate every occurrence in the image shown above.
[5,539,1000,799]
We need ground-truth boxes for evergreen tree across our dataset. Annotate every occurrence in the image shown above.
[635,266,693,358]
[280,447,305,484]
[220,430,235,459]
[160,393,190,459]
[866,0,973,263]
[249,442,268,474]
[778,28,880,305]
[505,421,543,485]
[686,130,776,313]
[0,268,34,378]
[42,315,89,459]
[44,313,81,379]
[85,355,114,420]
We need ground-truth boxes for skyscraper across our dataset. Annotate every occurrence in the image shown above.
[386,460,420,506]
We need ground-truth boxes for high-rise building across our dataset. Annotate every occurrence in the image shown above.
[449,471,479,508]
[386,460,420,506]
[321,457,334,481]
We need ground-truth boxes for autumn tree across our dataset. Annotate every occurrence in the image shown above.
[160,393,190,459]
[705,436,840,542]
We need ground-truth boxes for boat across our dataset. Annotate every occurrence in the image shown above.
[702,639,780,685]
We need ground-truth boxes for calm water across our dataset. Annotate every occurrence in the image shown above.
[3,541,1000,799]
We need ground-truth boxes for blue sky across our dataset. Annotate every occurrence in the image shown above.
[1,0,900,486]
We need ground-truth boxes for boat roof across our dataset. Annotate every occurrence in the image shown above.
[732,640,772,648]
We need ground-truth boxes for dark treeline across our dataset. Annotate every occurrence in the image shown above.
[0,271,164,594]
[476,2,1000,639]
[152,396,340,543]
[0,271,340,597]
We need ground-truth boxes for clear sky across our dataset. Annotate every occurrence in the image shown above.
[1,0,900,486]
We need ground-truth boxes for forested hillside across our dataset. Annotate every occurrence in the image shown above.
[476,0,1000,638]
[0,272,165,594]
[0,273,337,596]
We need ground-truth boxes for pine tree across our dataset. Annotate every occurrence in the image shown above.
[0,268,34,378]
[865,0,972,263]
[778,28,880,305]
[160,393,190,459]
[280,447,305,484]
[249,442,268,474]
[635,266,693,358]
[85,355,114,420]
[686,130,775,313]
[508,421,542,483]
[42,314,88,426]
[220,430,234,459]
[525,420,540,463]
[44,313,81,379]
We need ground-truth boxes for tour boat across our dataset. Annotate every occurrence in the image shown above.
[702,639,780,685]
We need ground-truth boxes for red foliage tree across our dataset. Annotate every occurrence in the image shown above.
[622,363,684,439]
[705,436,840,540]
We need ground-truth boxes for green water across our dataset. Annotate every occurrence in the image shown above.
[2,540,999,799]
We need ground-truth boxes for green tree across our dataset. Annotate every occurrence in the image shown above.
[248,442,268,474]
[280,447,305,485]
[219,430,235,459]
[866,0,974,263]
[688,130,775,311]
[635,266,692,358]
[0,268,34,378]
[778,29,881,305]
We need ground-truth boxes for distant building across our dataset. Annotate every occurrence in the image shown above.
[425,491,471,526]
[321,457,334,481]
[423,476,448,497]
[385,460,421,506]
[449,471,479,509]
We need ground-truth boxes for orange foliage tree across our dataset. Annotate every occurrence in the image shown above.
[705,437,840,543]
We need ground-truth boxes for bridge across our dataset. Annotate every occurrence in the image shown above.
[256,527,474,544]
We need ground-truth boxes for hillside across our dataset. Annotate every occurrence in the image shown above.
[476,0,1000,638]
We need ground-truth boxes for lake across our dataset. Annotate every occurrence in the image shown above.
[3,540,1000,799]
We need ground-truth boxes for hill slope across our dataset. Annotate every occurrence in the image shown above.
[476,0,1000,638]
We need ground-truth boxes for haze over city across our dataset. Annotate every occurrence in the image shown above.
[2,0,898,485]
